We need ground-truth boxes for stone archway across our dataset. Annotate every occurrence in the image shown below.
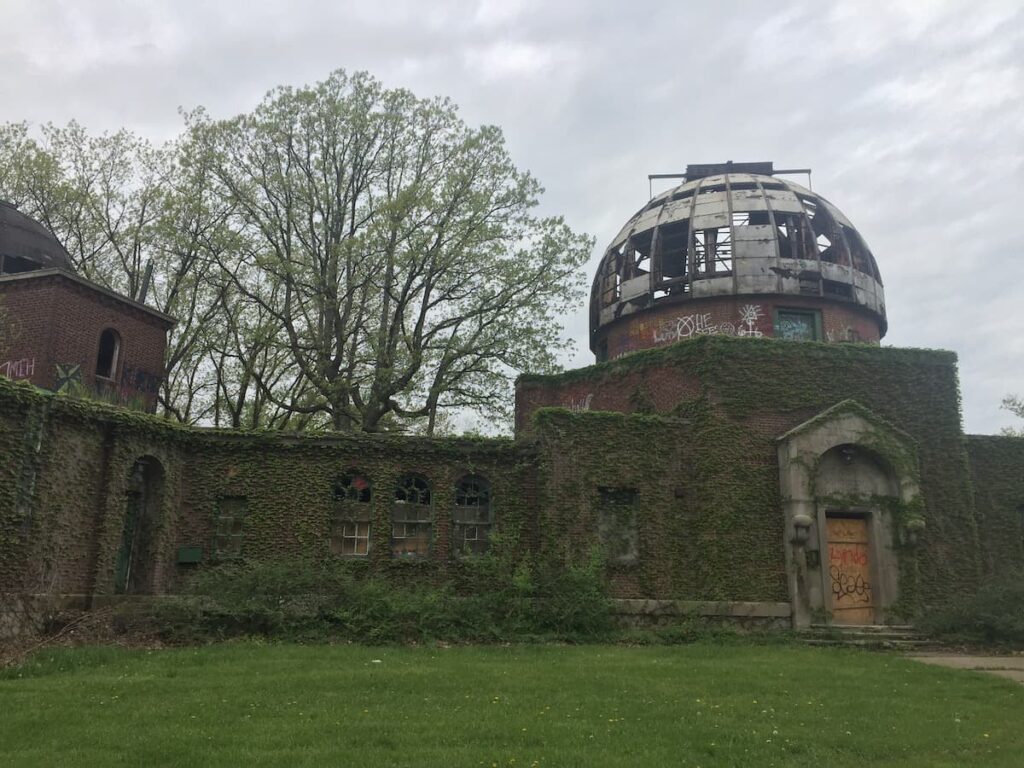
[113,456,165,594]
[777,401,922,628]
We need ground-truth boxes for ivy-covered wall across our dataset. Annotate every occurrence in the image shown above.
[1,335,1015,620]
[0,376,536,597]
[174,432,537,591]
[966,435,1024,577]
[532,408,787,602]
[518,336,985,609]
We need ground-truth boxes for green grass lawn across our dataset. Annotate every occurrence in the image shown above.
[1,643,1021,767]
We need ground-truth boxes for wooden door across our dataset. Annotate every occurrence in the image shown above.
[827,516,874,625]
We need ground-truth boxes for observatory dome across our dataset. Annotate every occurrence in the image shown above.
[590,164,886,361]
[0,200,74,275]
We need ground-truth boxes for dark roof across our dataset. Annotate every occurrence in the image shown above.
[0,200,74,272]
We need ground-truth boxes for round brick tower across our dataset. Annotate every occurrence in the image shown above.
[589,162,886,361]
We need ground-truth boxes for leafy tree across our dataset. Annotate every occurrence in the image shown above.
[0,122,230,421]
[188,70,592,432]
[1002,395,1024,437]
[0,71,593,433]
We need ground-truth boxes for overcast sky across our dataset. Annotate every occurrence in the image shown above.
[1,0,1021,433]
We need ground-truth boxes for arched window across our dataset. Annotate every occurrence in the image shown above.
[453,476,492,556]
[96,328,121,379]
[392,474,431,557]
[331,473,372,556]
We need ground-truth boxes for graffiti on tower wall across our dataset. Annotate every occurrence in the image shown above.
[0,357,34,379]
[561,393,594,413]
[652,304,765,346]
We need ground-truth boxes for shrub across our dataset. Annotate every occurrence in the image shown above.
[148,552,615,645]
[918,572,1024,645]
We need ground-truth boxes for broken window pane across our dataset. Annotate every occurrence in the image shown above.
[626,231,652,277]
[694,227,732,275]
[654,221,689,283]
[392,475,432,557]
[332,472,373,556]
[334,473,372,503]
[453,475,492,556]
[600,251,621,307]
[800,196,848,266]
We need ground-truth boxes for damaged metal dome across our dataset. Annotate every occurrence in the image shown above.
[589,164,886,352]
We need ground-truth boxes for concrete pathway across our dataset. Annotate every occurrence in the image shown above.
[907,653,1024,684]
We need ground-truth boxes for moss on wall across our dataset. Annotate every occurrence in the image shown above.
[0,376,536,596]
[0,334,1008,617]
[520,336,983,609]
[966,434,1024,577]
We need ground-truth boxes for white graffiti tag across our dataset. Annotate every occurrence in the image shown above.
[562,393,594,413]
[738,304,764,337]
[0,357,35,379]
[652,313,732,344]
[651,304,764,346]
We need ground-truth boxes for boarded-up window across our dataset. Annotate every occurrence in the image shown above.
[597,488,639,564]
[214,496,246,559]
[392,475,432,558]
[332,474,372,556]
[453,476,492,557]
[774,309,821,341]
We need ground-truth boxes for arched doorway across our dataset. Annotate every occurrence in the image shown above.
[777,400,923,629]
[114,457,165,594]
[816,444,899,625]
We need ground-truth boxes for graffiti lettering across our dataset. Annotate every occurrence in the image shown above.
[826,327,861,343]
[778,317,814,341]
[830,565,871,603]
[651,304,764,346]
[652,313,729,344]
[562,393,594,413]
[0,357,35,379]
[829,545,868,567]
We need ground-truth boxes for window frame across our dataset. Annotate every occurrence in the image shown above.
[452,475,493,558]
[391,474,433,558]
[213,496,247,560]
[331,473,373,557]
[773,308,823,342]
[95,328,122,381]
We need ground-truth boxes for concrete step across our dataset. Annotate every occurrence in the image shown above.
[798,623,932,649]
[800,637,932,649]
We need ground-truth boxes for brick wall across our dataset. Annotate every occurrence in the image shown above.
[0,337,1011,615]
[516,337,985,609]
[0,276,57,385]
[0,273,170,410]
[966,435,1024,578]
[596,294,881,361]
[0,378,536,597]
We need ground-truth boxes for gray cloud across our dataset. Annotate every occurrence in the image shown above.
[1,0,1021,432]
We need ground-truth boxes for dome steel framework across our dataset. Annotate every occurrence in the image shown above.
[589,168,886,352]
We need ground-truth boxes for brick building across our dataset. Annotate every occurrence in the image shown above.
[0,201,173,411]
[0,165,1021,636]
